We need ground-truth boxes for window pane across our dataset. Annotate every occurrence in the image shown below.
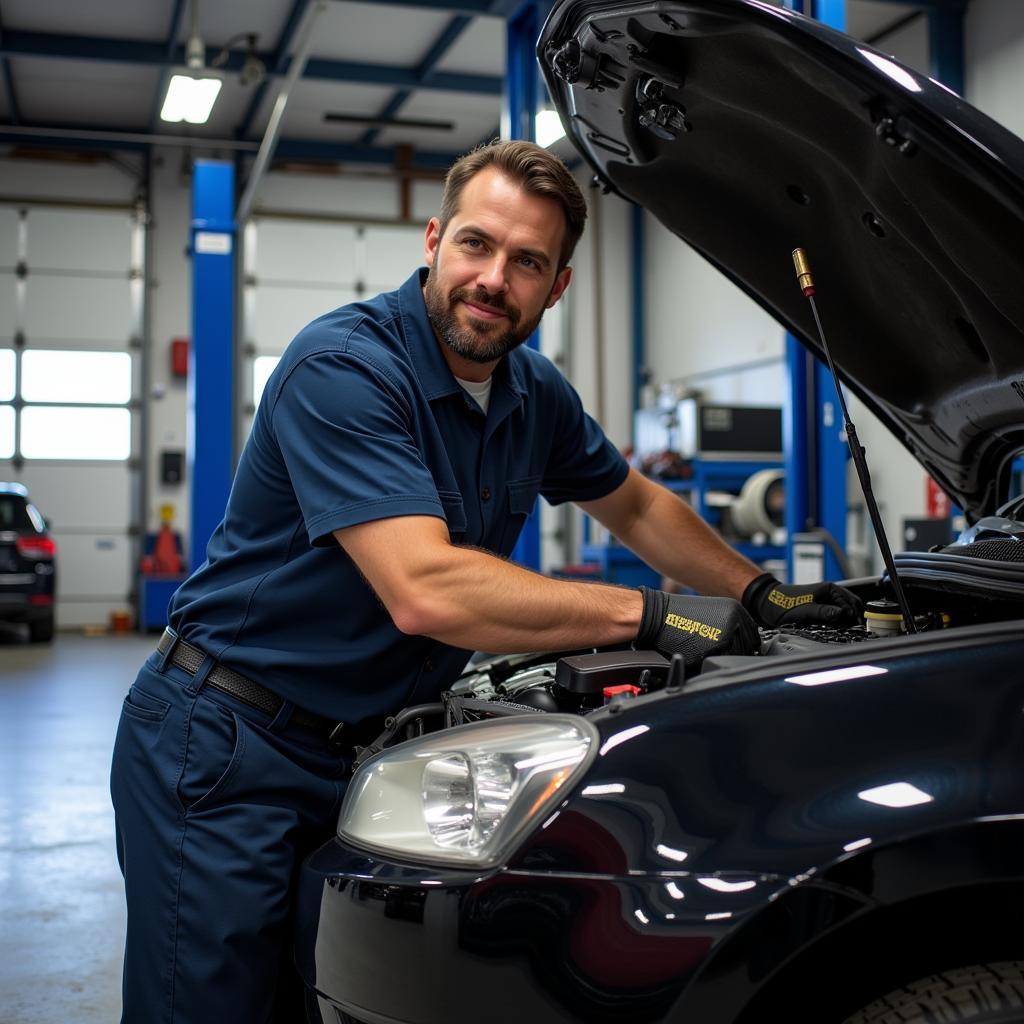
[0,349,13,402]
[21,406,130,460]
[21,350,132,405]
[253,356,280,409]
[0,405,12,458]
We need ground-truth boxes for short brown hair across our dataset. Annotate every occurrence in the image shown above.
[438,139,587,272]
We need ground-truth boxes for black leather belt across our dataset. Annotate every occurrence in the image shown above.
[158,628,345,740]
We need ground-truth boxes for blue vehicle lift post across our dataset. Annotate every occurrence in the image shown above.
[779,0,848,583]
[781,0,964,582]
[507,1,545,570]
[188,160,237,574]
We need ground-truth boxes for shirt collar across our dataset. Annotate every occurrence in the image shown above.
[398,267,528,403]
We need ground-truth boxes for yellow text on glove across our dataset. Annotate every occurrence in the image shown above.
[767,590,814,611]
[664,614,722,641]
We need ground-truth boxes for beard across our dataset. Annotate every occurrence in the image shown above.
[424,267,546,364]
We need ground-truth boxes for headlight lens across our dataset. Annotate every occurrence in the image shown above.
[338,715,596,867]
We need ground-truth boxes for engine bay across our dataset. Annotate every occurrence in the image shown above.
[350,563,1024,769]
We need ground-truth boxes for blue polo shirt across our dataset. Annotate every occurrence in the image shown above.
[169,269,629,721]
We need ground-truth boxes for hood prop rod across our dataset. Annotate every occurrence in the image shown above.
[791,247,917,634]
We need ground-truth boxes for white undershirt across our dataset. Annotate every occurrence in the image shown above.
[455,374,493,415]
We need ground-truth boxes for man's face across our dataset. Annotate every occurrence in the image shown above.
[423,166,573,368]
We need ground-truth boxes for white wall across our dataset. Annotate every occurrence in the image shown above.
[147,150,192,541]
[644,215,786,406]
[966,0,1024,141]
[564,173,633,448]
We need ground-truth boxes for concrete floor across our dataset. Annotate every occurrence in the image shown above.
[0,626,154,1023]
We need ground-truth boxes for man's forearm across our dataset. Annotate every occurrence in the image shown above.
[400,544,644,652]
[616,481,761,599]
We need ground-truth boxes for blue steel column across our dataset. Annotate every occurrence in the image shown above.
[812,0,847,581]
[781,0,847,581]
[188,160,236,572]
[783,337,812,581]
[781,0,812,583]
[507,2,542,570]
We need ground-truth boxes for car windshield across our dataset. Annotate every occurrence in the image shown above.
[0,496,35,531]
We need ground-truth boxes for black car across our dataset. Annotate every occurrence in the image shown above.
[0,482,56,642]
[297,3,1024,1022]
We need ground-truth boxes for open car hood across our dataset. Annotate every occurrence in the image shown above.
[539,0,1024,521]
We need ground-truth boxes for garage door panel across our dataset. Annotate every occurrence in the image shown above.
[25,276,133,344]
[365,227,426,291]
[0,208,20,269]
[248,285,358,352]
[27,209,132,273]
[0,273,16,338]
[251,220,359,285]
[16,464,131,532]
[53,532,131,600]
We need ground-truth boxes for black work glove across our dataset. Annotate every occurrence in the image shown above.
[741,572,863,628]
[637,587,760,668]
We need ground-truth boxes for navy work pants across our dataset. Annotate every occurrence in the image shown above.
[109,649,351,1023]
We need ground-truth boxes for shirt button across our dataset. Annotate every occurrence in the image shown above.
[424,659,434,672]
[481,486,491,501]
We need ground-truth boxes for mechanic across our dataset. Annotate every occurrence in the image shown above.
[110,139,861,1023]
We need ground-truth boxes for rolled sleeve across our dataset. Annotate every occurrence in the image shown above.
[271,349,444,545]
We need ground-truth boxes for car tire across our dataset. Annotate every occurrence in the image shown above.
[843,962,1024,1023]
[29,613,54,643]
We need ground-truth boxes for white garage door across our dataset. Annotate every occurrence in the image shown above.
[0,202,144,628]
[240,216,425,442]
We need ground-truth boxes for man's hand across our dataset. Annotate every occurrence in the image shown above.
[637,587,760,667]
[741,573,863,629]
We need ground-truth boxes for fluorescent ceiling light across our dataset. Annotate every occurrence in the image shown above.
[535,109,566,148]
[857,782,934,808]
[160,73,223,124]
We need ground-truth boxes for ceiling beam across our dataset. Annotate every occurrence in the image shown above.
[237,0,326,224]
[360,14,472,146]
[0,4,20,126]
[1,58,18,126]
[0,30,502,95]
[274,137,458,168]
[236,0,310,141]
[0,120,462,169]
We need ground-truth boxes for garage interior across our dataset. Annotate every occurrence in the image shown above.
[1,1,1022,1021]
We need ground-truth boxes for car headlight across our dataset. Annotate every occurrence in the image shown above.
[338,715,597,867]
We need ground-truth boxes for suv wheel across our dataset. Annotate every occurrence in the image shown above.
[844,962,1024,1023]
[29,613,54,643]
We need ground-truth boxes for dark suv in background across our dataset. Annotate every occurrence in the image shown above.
[0,483,56,642]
